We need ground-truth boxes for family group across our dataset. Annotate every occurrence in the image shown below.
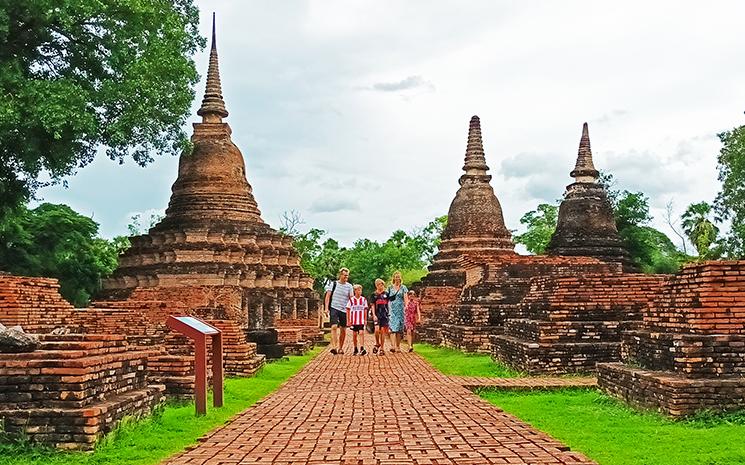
[323,268,422,356]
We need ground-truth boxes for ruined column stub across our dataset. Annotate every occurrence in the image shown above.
[547,123,635,271]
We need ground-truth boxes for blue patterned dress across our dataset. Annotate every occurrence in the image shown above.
[387,284,408,333]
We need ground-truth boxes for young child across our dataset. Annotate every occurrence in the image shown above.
[370,278,392,356]
[404,290,422,352]
[346,284,368,355]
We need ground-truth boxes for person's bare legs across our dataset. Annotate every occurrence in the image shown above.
[396,332,402,351]
[406,329,413,349]
[389,332,396,352]
[338,326,347,353]
[379,328,387,355]
[352,330,358,350]
[331,324,338,352]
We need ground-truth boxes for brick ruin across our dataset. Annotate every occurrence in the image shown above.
[419,119,631,358]
[598,261,745,417]
[0,20,321,449]
[0,334,164,449]
[493,274,668,374]
[419,119,745,416]
[99,23,321,358]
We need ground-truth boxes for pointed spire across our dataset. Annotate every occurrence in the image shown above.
[197,12,229,122]
[461,115,490,182]
[570,122,599,182]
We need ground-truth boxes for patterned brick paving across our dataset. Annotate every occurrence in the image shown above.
[450,376,597,391]
[163,342,596,465]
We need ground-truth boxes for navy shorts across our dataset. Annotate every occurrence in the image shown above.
[329,308,347,327]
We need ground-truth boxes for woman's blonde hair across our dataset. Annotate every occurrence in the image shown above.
[391,270,402,284]
[374,278,385,287]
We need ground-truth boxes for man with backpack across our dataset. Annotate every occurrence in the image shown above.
[324,267,354,355]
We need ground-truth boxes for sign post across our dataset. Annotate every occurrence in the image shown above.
[166,316,223,416]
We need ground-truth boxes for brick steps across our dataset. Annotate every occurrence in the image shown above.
[492,334,620,375]
[0,333,164,449]
[0,384,164,450]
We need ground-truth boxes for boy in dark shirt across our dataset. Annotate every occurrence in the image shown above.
[370,278,392,356]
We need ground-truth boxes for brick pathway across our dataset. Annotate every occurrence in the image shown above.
[164,342,596,465]
[450,376,597,391]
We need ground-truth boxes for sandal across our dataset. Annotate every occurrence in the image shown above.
[408,347,414,353]
[330,348,337,355]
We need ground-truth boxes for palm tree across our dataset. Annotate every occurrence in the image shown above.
[681,202,720,259]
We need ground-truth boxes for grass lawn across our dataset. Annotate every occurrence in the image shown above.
[1,347,322,465]
[415,343,521,377]
[482,388,745,465]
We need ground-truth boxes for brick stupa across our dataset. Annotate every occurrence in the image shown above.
[547,123,634,270]
[101,18,320,355]
[422,115,515,289]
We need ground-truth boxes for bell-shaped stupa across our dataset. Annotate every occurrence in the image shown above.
[102,16,320,343]
[547,123,634,270]
[423,116,515,286]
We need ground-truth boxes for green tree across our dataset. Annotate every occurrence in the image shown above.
[681,202,720,259]
[290,217,446,296]
[0,203,122,306]
[615,191,653,230]
[714,125,745,258]
[611,191,685,273]
[0,1,204,216]
[514,203,558,254]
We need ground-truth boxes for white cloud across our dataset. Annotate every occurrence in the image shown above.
[34,0,745,246]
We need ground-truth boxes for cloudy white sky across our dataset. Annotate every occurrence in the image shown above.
[36,1,745,248]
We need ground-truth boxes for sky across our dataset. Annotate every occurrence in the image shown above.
[36,0,745,249]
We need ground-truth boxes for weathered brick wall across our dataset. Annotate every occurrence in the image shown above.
[491,274,667,374]
[0,334,164,449]
[420,255,620,353]
[440,324,501,353]
[598,261,745,416]
[642,261,745,334]
[0,276,78,332]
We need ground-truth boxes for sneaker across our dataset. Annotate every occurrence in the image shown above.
[360,348,367,356]
[353,347,359,356]
[372,345,379,354]
[330,348,337,355]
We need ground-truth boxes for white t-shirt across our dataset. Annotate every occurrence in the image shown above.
[325,281,354,311]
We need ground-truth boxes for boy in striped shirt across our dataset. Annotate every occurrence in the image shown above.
[346,284,368,356]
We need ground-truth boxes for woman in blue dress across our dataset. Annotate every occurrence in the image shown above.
[387,271,409,353]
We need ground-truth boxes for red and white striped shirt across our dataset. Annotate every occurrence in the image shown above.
[346,296,368,326]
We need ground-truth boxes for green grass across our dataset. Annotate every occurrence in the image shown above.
[482,388,745,465]
[415,343,521,377]
[1,347,322,465]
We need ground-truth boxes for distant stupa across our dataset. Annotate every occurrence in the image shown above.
[547,123,634,271]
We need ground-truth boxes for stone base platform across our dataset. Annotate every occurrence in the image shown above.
[440,324,502,353]
[598,362,745,417]
[492,334,620,375]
